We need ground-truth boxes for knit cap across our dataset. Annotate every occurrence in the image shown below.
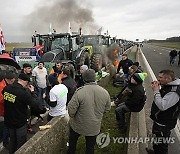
[82,69,96,82]
[132,72,147,83]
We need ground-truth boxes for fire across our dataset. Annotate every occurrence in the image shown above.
[114,59,119,68]
[113,49,119,68]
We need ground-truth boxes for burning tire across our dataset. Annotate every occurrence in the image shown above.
[91,54,102,72]
[79,52,90,68]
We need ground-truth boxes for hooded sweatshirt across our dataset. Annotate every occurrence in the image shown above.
[150,78,180,129]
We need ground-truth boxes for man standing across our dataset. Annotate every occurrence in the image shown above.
[169,49,177,65]
[0,70,16,148]
[46,75,68,122]
[67,69,111,154]
[75,65,88,88]
[21,63,32,77]
[61,67,77,105]
[32,61,48,108]
[3,73,40,153]
[116,54,133,86]
[150,69,180,154]
[49,60,63,83]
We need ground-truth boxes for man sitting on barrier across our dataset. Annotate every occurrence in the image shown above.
[115,72,147,130]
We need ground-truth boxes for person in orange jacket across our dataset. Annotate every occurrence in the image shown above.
[49,60,63,83]
[0,70,16,148]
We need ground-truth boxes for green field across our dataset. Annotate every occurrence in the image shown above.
[149,42,180,50]
[5,43,33,52]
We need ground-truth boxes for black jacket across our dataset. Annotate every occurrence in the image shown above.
[3,82,39,128]
[117,58,133,74]
[75,74,85,88]
[150,81,180,130]
[62,77,77,105]
[125,83,146,112]
[169,50,177,57]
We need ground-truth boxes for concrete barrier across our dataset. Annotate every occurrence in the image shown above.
[15,115,69,154]
[127,47,148,154]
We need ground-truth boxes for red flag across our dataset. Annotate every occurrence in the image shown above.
[0,27,5,52]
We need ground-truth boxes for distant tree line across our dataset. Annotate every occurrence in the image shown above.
[148,36,180,43]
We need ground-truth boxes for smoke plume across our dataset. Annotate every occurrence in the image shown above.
[23,0,99,35]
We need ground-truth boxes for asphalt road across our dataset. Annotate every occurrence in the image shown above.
[141,44,180,154]
[142,44,180,77]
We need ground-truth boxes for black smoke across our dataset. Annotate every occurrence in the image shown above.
[23,0,99,35]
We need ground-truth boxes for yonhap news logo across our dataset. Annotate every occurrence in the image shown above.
[96,132,110,148]
[96,132,175,148]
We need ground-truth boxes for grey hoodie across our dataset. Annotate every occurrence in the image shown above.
[150,78,180,129]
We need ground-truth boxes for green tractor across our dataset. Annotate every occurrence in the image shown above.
[82,34,120,72]
[31,32,91,76]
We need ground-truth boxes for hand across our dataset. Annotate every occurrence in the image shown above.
[43,93,46,99]
[27,85,35,92]
[151,81,160,91]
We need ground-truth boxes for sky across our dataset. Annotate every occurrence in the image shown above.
[0,0,180,42]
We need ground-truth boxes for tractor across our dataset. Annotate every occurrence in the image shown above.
[31,32,91,76]
[82,34,121,72]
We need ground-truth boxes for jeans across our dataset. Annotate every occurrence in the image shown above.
[9,124,27,154]
[170,56,176,64]
[115,102,130,128]
[37,87,46,108]
[123,74,129,87]
[67,127,96,154]
[3,124,10,145]
[152,122,171,154]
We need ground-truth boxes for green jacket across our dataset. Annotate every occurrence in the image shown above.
[68,82,111,136]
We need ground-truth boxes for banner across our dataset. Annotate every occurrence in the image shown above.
[0,27,5,53]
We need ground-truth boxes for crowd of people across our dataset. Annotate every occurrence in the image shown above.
[0,51,180,154]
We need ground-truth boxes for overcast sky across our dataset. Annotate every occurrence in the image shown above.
[0,0,180,42]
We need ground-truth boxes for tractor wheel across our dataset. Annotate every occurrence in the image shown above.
[79,52,90,68]
[63,63,75,79]
[91,54,102,72]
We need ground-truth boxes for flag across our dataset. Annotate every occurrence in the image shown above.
[68,22,72,35]
[0,26,5,53]
[49,23,52,34]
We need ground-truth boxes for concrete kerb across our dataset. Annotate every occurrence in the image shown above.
[127,47,151,154]
[127,47,140,154]
[15,115,69,154]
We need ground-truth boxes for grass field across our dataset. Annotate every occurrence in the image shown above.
[149,42,180,50]
[5,43,33,52]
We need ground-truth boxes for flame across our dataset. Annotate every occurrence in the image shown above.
[112,49,119,68]
[114,59,119,68]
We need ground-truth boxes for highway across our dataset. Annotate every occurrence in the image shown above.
[141,44,180,154]
[142,44,180,77]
